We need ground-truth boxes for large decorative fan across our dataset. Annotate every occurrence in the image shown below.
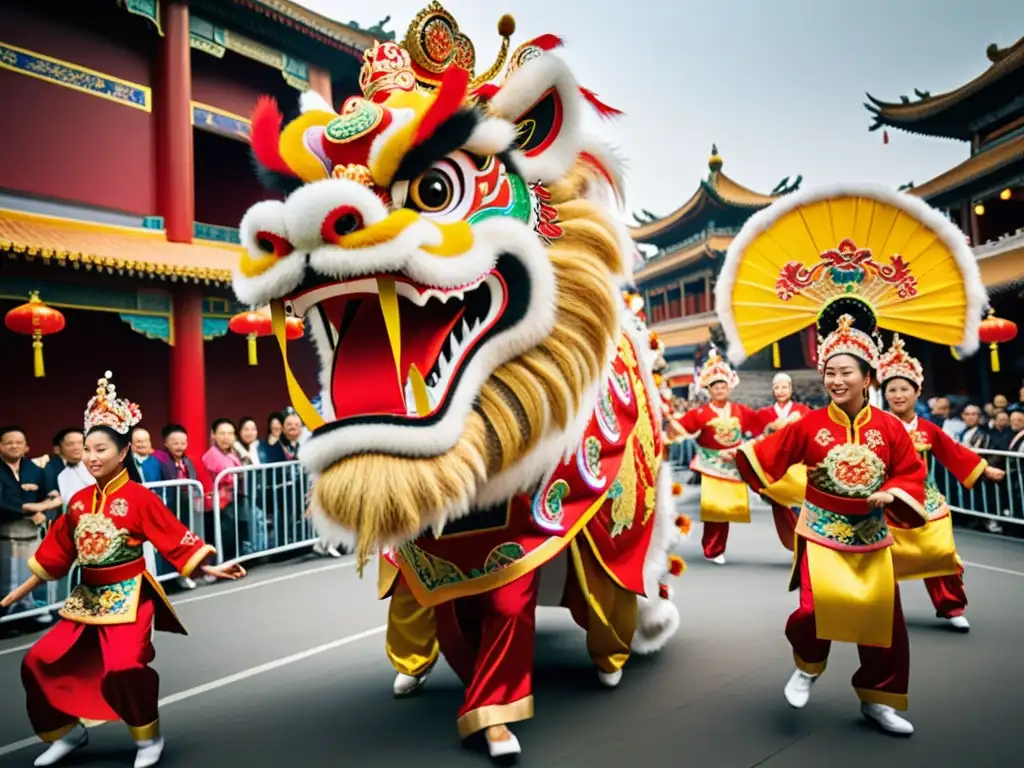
[714,183,988,365]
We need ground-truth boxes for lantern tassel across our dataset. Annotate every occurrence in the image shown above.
[990,342,1000,373]
[32,332,45,378]
[247,334,258,366]
[772,341,781,369]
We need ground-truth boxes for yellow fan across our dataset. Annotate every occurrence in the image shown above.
[714,183,988,365]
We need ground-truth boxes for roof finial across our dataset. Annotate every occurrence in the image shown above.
[708,144,723,173]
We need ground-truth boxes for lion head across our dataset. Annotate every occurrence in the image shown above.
[232,10,632,561]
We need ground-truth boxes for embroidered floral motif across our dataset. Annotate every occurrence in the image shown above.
[607,479,624,499]
[576,436,606,489]
[398,543,466,591]
[609,369,632,405]
[61,576,141,621]
[803,502,889,547]
[864,429,884,451]
[707,416,742,447]
[74,513,140,566]
[71,500,84,512]
[484,542,527,573]
[924,480,947,518]
[532,479,569,530]
[809,443,886,497]
[690,446,742,481]
[596,383,621,442]
[814,428,835,447]
[180,530,199,547]
[108,498,129,517]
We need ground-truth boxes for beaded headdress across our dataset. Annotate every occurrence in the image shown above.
[697,348,739,390]
[878,333,924,388]
[815,312,881,373]
[84,371,142,435]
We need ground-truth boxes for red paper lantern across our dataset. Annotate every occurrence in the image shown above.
[977,309,1018,373]
[4,291,65,377]
[228,310,273,366]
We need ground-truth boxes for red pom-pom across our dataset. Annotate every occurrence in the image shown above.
[675,514,692,535]
[671,483,683,496]
[658,583,670,600]
[668,555,686,576]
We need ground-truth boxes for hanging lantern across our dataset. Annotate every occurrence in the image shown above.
[4,291,66,377]
[977,309,1017,373]
[228,310,272,366]
[285,316,305,341]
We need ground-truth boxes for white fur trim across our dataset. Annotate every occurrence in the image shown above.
[300,90,335,115]
[284,179,392,252]
[714,182,988,366]
[632,595,680,655]
[578,137,628,207]
[233,200,309,308]
[488,54,582,184]
[463,118,517,157]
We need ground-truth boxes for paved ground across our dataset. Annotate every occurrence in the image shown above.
[1,504,1023,768]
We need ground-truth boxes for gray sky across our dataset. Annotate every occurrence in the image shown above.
[299,0,1023,218]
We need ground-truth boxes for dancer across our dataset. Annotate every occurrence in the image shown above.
[714,183,986,735]
[756,373,811,551]
[679,350,762,564]
[879,334,1003,632]
[379,554,439,697]
[1,372,245,767]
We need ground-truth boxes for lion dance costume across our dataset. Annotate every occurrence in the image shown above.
[232,3,687,759]
[713,183,985,735]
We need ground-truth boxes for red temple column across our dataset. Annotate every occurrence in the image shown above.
[156,0,194,243]
[170,289,207,461]
[307,65,333,109]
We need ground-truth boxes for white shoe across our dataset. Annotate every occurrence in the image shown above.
[177,576,196,590]
[947,615,970,632]
[707,555,726,565]
[783,668,817,708]
[393,670,430,697]
[34,724,87,766]
[485,726,522,758]
[134,736,165,767]
[597,668,623,688]
[861,702,913,735]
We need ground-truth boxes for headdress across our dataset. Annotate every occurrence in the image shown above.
[697,348,739,390]
[713,183,988,373]
[84,371,142,435]
[878,334,924,389]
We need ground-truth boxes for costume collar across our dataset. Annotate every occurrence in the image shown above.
[827,401,871,430]
[899,414,917,433]
[101,468,129,495]
[774,401,793,418]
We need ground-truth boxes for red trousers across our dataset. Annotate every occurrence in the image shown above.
[787,548,910,710]
[924,573,968,618]
[22,598,160,741]
[771,505,798,552]
[435,570,539,739]
[702,522,729,558]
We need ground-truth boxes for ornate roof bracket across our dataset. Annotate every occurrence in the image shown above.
[190,14,311,90]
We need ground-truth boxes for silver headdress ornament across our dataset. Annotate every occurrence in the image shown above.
[84,370,143,435]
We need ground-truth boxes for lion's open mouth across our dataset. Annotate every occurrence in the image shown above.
[285,254,529,427]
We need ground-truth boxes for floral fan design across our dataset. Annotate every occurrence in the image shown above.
[713,183,988,365]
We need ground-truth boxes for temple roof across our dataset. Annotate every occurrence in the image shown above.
[865,36,1024,140]
[629,146,800,250]
[0,210,239,287]
[910,133,1024,205]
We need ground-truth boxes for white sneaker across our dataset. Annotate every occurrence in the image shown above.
[861,702,913,735]
[34,724,87,766]
[783,668,817,708]
[707,555,726,565]
[177,576,196,590]
[485,726,522,758]
[134,736,165,767]
[947,615,970,632]
[597,668,623,688]
[393,670,430,697]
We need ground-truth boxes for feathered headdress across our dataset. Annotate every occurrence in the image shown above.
[84,371,142,435]
[878,333,924,389]
[712,183,988,372]
[697,348,739,390]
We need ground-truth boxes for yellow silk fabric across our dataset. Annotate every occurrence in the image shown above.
[386,578,439,677]
[804,540,895,648]
[699,475,751,523]
[890,514,960,581]
[568,540,638,674]
[761,463,807,510]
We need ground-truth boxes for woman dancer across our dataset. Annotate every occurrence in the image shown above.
[1,372,245,767]
[879,335,1004,632]
[713,183,986,735]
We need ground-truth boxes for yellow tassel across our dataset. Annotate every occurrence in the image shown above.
[772,341,780,369]
[247,334,258,366]
[990,342,1000,373]
[949,346,961,361]
[32,333,45,378]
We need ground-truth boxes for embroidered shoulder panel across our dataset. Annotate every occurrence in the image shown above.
[807,443,885,497]
[74,512,142,566]
[60,575,142,623]
[802,502,890,548]
[690,445,741,481]
[707,415,742,447]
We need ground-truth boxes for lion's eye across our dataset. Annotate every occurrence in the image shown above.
[320,205,366,243]
[255,231,293,258]
[404,161,465,218]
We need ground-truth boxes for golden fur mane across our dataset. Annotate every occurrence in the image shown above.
[314,161,625,563]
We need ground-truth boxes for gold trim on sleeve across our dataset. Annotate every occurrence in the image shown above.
[179,544,215,579]
[27,555,55,582]
[963,459,987,489]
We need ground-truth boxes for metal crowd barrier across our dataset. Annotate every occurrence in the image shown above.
[929,448,1024,526]
[210,460,317,565]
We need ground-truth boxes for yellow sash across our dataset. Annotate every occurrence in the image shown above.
[699,475,751,523]
[889,514,960,581]
[761,463,806,510]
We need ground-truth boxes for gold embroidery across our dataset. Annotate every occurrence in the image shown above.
[60,576,142,623]
[180,530,199,547]
[74,513,138,566]
[809,443,886,497]
[814,428,835,447]
[109,498,129,517]
[864,429,884,450]
[71,500,84,512]
[708,416,742,447]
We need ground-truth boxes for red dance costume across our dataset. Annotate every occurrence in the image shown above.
[737,403,926,710]
[680,401,763,559]
[24,471,214,742]
[755,401,811,551]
